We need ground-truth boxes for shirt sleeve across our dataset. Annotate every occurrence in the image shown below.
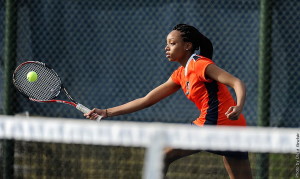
[194,57,215,82]
[171,68,181,85]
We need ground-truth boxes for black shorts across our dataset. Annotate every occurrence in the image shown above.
[206,150,249,160]
[190,122,249,160]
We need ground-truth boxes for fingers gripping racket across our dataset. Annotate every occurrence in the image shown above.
[13,61,102,122]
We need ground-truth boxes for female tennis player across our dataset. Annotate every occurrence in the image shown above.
[85,24,252,179]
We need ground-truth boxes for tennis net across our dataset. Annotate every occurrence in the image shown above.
[0,116,298,179]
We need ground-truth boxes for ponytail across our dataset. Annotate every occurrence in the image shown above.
[198,32,213,59]
[173,24,213,59]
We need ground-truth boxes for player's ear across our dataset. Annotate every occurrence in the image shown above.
[185,42,193,51]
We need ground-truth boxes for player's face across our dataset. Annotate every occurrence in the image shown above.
[165,30,190,63]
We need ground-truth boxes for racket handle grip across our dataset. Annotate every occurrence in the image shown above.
[76,104,102,122]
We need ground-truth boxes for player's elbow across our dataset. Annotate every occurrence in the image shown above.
[228,77,243,88]
[232,78,246,92]
[235,78,245,88]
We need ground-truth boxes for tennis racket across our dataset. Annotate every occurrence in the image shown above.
[13,61,102,122]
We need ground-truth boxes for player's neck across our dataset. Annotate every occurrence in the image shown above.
[179,53,194,67]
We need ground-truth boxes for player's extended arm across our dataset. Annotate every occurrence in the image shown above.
[84,77,180,120]
[205,64,246,120]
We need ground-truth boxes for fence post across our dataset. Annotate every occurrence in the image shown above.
[257,0,272,178]
[3,0,17,178]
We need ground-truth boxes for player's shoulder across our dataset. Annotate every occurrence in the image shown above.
[171,66,184,84]
[173,65,184,73]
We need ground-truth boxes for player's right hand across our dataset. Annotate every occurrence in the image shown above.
[84,108,107,120]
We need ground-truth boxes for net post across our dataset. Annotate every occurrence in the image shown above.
[143,131,166,179]
[2,0,18,178]
[257,0,272,178]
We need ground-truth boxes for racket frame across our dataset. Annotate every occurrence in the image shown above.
[13,61,102,122]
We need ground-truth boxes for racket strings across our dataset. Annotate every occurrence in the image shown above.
[13,62,61,100]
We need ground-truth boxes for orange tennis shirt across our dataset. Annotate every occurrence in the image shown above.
[171,54,247,126]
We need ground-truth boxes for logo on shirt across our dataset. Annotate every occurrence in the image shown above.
[185,81,190,95]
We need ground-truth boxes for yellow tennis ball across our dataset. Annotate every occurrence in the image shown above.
[27,71,38,82]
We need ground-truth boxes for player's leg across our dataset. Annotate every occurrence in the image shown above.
[163,148,200,175]
[223,156,253,179]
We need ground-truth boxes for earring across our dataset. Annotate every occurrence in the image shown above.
[186,49,189,51]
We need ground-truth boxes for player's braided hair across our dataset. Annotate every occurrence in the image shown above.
[173,24,213,59]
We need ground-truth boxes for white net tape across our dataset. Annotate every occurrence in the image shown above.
[0,116,298,179]
[0,116,297,153]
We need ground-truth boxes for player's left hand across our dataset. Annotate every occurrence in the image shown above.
[225,106,242,120]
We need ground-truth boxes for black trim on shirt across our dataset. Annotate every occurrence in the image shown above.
[204,81,219,125]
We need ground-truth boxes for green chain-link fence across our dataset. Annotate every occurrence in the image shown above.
[1,0,299,178]
[1,0,299,127]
